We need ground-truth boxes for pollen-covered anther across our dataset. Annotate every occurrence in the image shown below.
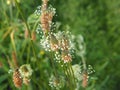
[62,53,72,63]
[13,69,22,88]
[42,0,49,11]
[49,75,65,90]
[50,34,59,51]
[41,12,50,31]
[48,12,54,22]
[19,64,33,78]
[40,12,54,34]
[60,37,69,50]
[40,0,55,34]
[23,77,30,85]
[42,0,49,5]
[50,43,59,51]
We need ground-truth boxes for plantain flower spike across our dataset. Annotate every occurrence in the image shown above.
[13,69,23,88]
[19,64,33,78]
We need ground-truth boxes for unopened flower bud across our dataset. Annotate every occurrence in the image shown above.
[24,29,29,39]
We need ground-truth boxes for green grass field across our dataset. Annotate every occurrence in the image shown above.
[0,0,120,90]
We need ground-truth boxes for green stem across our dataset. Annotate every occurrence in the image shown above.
[81,55,87,70]
[66,63,75,90]
[58,56,73,89]
[14,0,37,61]
[33,18,40,31]
[20,40,27,60]
[63,64,73,90]
[69,63,76,89]
[27,42,30,63]
[30,41,37,61]
[49,52,57,77]
[14,0,31,37]
[9,3,13,21]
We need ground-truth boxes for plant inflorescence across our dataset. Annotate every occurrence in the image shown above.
[6,0,95,89]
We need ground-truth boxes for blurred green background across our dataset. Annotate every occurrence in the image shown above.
[0,0,120,90]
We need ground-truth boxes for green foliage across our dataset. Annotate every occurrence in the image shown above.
[0,0,120,90]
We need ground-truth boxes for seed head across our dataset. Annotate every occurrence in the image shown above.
[49,75,65,90]
[61,38,69,50]
[61,51,72,63]
[40,11,54,34]
[40,0,55,35]
[42,0,49,11]
[13,69,22,88]
[50,34,59,51]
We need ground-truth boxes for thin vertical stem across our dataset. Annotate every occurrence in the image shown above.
[63,64,73,90]
[81,55,87,70]
[27,43,30,63]
[67,63,76,89]
[69,63,76,88]
[14,0,31,37]
[49,52,57,77]
[9,3,13,21]
[14,0,37,61]
[10,31,17,54]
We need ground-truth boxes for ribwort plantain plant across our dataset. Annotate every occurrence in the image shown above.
[5,0,95,89]
[34,0,95,90]
[2,0,120,90]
